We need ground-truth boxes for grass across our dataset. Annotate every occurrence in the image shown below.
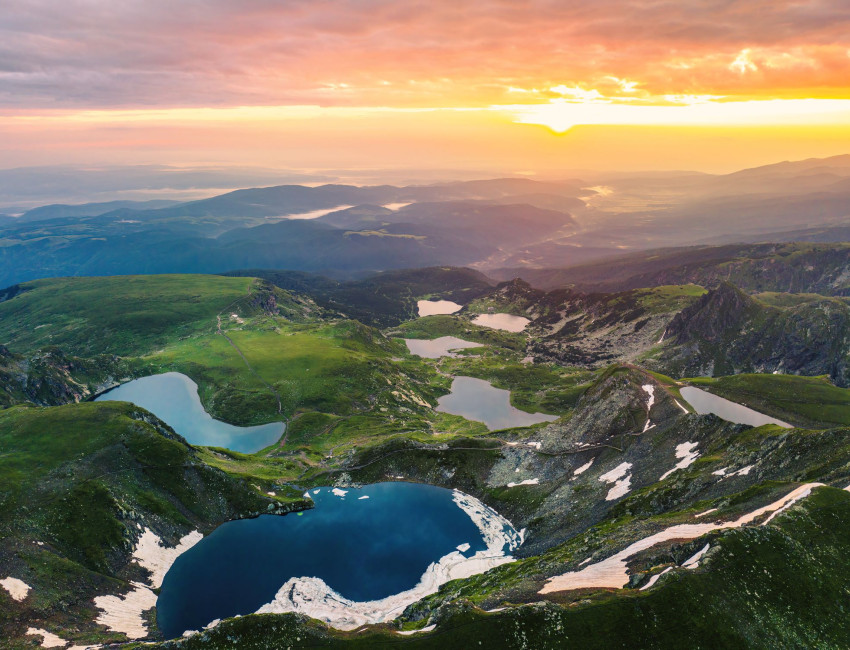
[686,373,850,428]
[631,284,707,313]
[148,318,427,425]
[394,315,527,351]
[0,400,309,646]
[0,275,257,355]
[139,488,850,649]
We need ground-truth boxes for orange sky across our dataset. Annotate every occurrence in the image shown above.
[2,1,850,173]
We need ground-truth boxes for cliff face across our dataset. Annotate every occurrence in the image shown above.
[0,345,125,407]
[654,282,850,386]
[520,286,704,367]
[665,282,763,344]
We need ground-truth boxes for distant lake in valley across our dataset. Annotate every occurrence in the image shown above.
[156,482,522,637]
[472,313,530,332]
[680,386,791,428]
[417,299,462,317]
[96,372,285,453]
[437,376,558,430]
[282,205,353,219]
[404,336,483,358]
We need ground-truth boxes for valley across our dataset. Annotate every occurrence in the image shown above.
[2,256,850,648]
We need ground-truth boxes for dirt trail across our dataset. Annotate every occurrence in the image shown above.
[216,312,284,416]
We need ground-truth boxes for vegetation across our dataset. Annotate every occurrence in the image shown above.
[687,373,850,428]
[0,275,286,356]
[5,268,850,648]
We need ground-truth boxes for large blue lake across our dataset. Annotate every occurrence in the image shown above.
[95,372,285,453]
[157,482,521,637]
[156,482,521,637]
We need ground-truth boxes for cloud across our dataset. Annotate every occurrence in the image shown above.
[0,0,849,109]
[730,49,758,74]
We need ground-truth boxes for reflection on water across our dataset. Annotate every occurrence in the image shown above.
[472,313,530,332]
[404,336,483,359]
[680,386,791,428]
[417,299,462,317]
[437,376,557,430]
[156,482,519,638]
[96,372,285,452]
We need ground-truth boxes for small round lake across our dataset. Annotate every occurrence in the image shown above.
[437,376,558,430]
[404,336,483,359]
[417,299,462,317]
[472,313,530,332]
[680,386,791,428]
[156,482,522,636]
[96,372,285,453]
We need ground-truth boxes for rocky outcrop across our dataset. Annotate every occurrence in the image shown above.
[0,345,126,407]
[653,283,850,386]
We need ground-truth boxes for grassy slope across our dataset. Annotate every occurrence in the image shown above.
[140,487,850,649]
[687,374,850,429]
[7,273,850,647]
[0,401,305,647]
[0,275,257,356]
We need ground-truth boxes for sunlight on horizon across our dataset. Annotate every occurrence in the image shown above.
[501,98,850,134]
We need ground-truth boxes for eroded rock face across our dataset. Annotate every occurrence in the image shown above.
[654,282,850,385]
[537,368,680,452]
[0,345,125,407]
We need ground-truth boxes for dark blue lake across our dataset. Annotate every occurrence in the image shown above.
[156,482,519,638]
[96,372,284,453]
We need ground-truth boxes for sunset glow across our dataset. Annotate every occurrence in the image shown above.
[2,1,850,171]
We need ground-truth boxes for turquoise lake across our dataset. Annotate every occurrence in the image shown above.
[96,372,285,453]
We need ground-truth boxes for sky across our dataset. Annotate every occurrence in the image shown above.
[2,0,850,174]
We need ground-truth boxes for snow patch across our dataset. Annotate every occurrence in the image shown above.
[1,576,30,601]
[539,482,823,594]
[641,385,656,432]
[25,628,68,649]
[674,399,688,414]
[642,384,655,409]
[507,478,539,488]
[599,462,633,500]
[94,528,201,639]
[94,584,157,640]
[639,567,672,591]
[257,490,522,630]
[605,478,632,501]
[573,459,594,476]
[133,528,202,588]
[682,543,710,568]
[600,462,632,483]
[694,508,718,519]
[659,442,700,480]
[398,624,436,635]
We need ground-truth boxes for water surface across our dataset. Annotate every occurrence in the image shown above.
[472,313,530,332]
[96,372,285,452]
[156,482,518,637]
[283,205,353,220]
[417,299,462,317]
[404,336,483,359]
[437,376,558,430]
[680,386,791,428]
